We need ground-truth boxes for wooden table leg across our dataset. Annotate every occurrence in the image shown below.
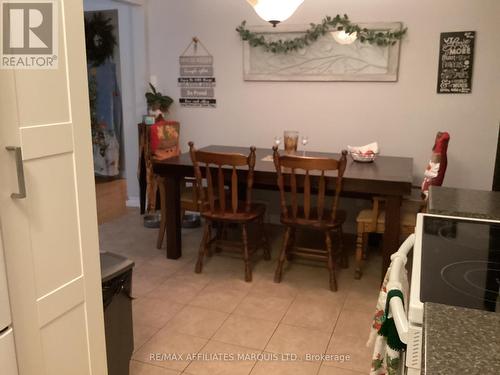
[165,173,182,259]
[382,195,402,279]
[139,154,147,215]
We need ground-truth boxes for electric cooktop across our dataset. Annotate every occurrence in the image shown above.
[420,216,500,312]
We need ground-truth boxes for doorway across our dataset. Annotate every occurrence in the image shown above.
[84,9,127,223]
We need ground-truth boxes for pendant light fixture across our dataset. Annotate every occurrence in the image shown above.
[246,0,305,27]
[331,30,358,45]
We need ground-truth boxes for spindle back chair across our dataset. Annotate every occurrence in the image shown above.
[273,146,348,291]
[189,142,270,281]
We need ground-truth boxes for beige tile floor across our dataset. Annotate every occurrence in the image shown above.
[99,208,381,375]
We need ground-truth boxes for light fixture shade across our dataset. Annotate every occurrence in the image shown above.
[331,30,358,45]
[247,0,305,25]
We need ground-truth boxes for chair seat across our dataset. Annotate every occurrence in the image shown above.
[378,209,417,228]
[356,208,385,224]
[281,207,346,229]
[180,186,200,209]
[356,199,421,228]
[201,202,266,222]
[180,186,195,202]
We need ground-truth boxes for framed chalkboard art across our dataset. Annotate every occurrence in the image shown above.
[437,31,475,94]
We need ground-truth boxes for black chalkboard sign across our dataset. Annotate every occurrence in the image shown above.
[437,31,475,94]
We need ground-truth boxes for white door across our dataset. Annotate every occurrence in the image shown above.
[0,1,107,374]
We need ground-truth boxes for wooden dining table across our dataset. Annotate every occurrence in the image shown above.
[153,145,413,278]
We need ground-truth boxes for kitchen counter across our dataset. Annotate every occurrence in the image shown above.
[423,302,500,375]
[428,186,500,220]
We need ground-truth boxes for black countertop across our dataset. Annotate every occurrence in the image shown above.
[422,187,500,374]
[428,186,500,220]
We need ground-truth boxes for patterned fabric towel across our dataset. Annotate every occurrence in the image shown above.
[367,263,409,375]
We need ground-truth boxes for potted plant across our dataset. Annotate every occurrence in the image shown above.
[145,83,173,119]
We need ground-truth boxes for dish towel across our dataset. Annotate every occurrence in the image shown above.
[367,264,409,375]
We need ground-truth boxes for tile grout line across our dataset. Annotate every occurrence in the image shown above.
[129,358,170,372]
[132,322,169,354]
[315,267,355,375]
[183,269,280,373]
[130,253,210,369]
[131,291,189,354]
[176,264,259,374]
[245,286,298,374]
[175,236,298,374]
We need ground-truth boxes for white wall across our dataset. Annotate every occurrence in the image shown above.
[147,0,500,191]
[84,0,148,203]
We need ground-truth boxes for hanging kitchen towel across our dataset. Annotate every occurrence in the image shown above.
[379,290,407,351]
[367,263,409,375]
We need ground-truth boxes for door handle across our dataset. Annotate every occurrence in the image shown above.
[5,146,26,199]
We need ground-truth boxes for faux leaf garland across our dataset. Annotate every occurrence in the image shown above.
[236,14,407,54]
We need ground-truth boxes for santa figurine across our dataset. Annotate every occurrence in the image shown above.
[421,131,451,198]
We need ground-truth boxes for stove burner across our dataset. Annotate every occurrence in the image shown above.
[464,269,500,292]
[441,260,500,304]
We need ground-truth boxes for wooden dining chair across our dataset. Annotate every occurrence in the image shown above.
[354,131,450,279]
[273,146,348,292]
[189,142,270,282]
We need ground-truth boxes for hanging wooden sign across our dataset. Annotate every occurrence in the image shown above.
[180,66,214,77]
[178,37,217,107]
[437,31,475,94]
[180,88,215,98]
[179,56,213,65]
[179,98,216,108]
[178,77,216,88]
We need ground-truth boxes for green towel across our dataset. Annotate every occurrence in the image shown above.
[378,289,407,352]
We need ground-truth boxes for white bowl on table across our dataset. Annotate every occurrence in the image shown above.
[347,142,379,163]
[350,152,377,162]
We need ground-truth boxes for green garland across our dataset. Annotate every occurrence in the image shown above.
[236,14,407,54]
